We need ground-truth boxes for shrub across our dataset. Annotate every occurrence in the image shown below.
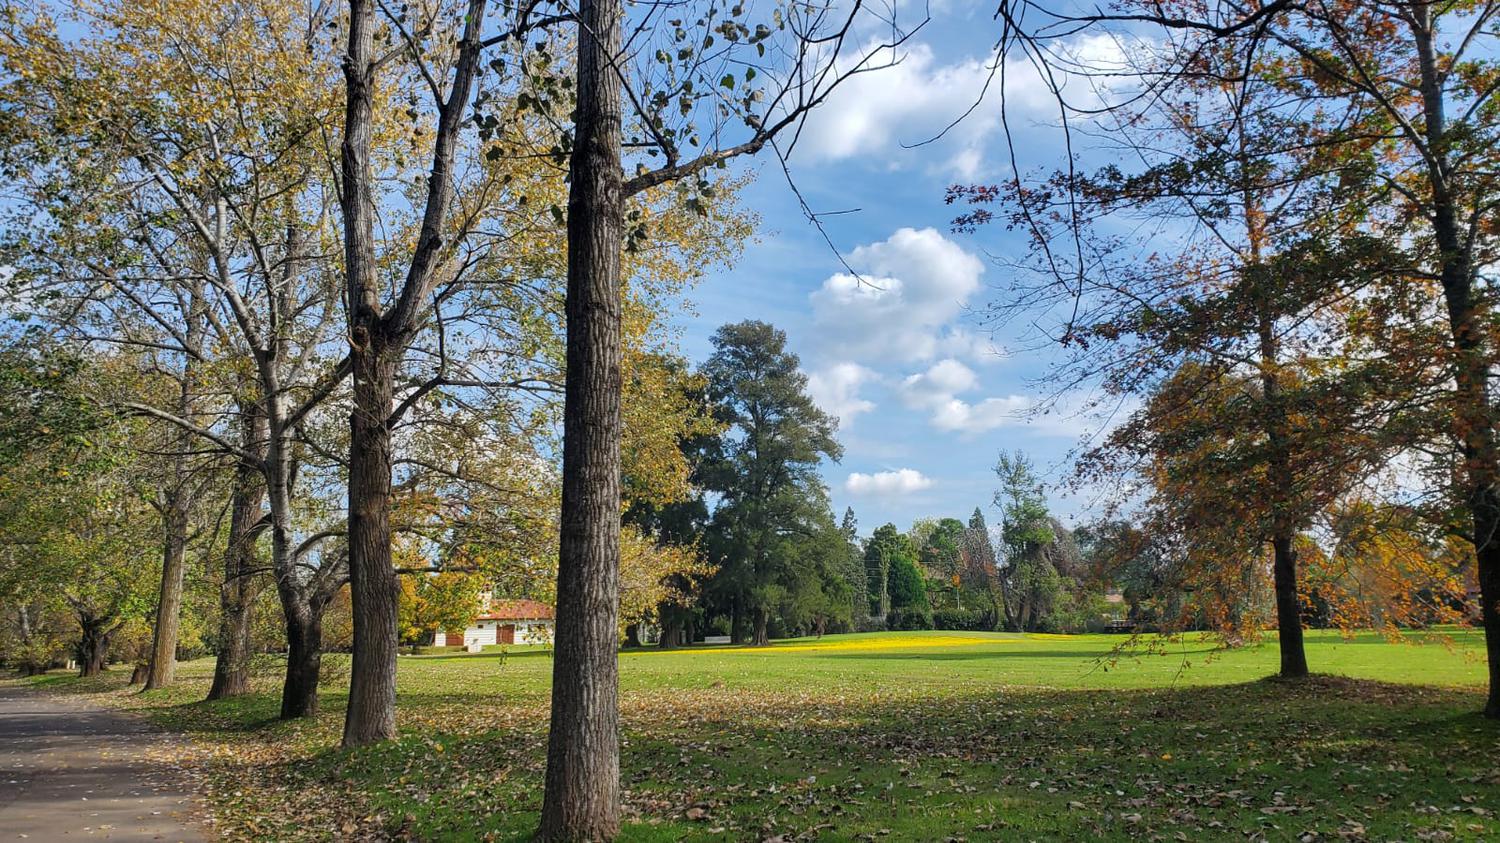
[887,606,933,631]
[888,555,928,609]
[931,607,991,631]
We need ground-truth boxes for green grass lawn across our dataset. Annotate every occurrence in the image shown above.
[15,629,1500,841]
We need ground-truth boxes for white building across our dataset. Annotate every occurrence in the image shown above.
[441,598,555,648]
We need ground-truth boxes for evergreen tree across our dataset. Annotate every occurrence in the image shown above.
[863,523,911,620]
[961,508,1001,625]
[698,321,842,646]
[839,507,869,627]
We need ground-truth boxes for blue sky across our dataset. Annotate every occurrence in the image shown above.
[668,4,1132,536]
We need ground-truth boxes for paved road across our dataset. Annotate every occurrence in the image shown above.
[0,683,206,841]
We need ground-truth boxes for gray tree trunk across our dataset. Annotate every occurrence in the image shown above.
[279,593,325,719]
[537,0,626,836]
[337,0,488,748]
[209,408,267,700]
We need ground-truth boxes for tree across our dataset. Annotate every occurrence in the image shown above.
[864,523,910,621]
[961,508,1001,626]
[915,517,966,609]
[398,571,483,645]
[697,321,842,647]
[839,507,869,628]
[337,0,497,747]
[1,0,355,716]
[977,0,1500,717]
[888,552,928,611]
[208,401,268,700]
[537,1,924,832]
[0,349,158,677]
[953,26,1426,673]
[994,452,1055,631]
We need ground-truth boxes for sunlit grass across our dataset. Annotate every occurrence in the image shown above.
[12,628,1497,841]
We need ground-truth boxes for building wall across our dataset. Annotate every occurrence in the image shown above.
[451,619,555,648]
[465,621,498,647]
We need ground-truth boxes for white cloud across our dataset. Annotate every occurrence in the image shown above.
[809,227,985,363]
[790,43,1011,178]
[931,395,1032,434]
[845,468,934,496]
[806,362,878,427]
[895,358,1032,434]
[936,328,1005,363]
[899,358,977,409]
[789,34,1141,178]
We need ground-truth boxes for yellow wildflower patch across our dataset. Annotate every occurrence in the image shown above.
[705,633,1021,655]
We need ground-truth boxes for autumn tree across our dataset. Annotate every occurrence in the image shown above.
[531,0,930,832]
[0,0,363,716]
[397,570,482,645]
[975,0,1500,717]
[952,25,1431,673]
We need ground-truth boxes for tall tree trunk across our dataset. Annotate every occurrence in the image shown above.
[338,0,399,749]
[1271,532,1308,678]
[1240,121,1309,680]
[1411,13,1500,718]
[343,344,399,746]
[337,0,487,748]
[144,501,188,690]
[280,596,324,719]
[1257,305,1306,678]
[730,597,744,644]
[537,0,626,836]
[144,326,201,691]
[209,430,266,700]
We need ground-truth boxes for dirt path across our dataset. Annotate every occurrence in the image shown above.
[0,683,207,841]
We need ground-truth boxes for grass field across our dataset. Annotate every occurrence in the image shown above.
[15,629,1500,841]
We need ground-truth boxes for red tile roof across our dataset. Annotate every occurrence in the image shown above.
[476,598,555,621]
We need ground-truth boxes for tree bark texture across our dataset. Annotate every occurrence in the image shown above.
[209,416,267,700]
[537,0,626,836]
[280,595,325,719]
[1409,11,1500,718]
[343,341,400,745]
[337,0,489,748]
[143,501,189,690]
[1271,532,1309,678]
